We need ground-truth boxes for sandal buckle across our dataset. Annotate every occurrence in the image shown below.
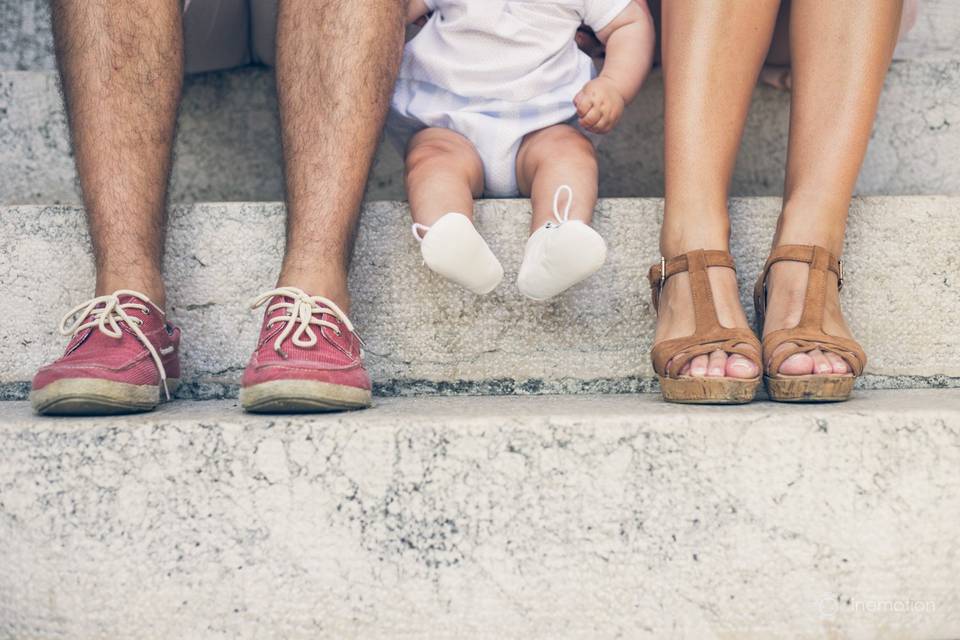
[838,259,844,290]
[659,256,666,292]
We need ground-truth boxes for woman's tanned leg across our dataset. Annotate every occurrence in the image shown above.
[657,0,779,378]
[763,0,902,375]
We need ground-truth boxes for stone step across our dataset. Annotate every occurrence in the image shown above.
[1,390,958,639]
[1,196,957,400]
[2,59,958,206]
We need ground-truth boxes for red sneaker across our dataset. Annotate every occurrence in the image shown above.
[240,287,372,413]
[31,291,181,415]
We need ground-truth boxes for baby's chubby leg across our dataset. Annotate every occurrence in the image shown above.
[517,124,599,230]
[515,124,607,300]
[406,128,483,227]
[404,128,503,294]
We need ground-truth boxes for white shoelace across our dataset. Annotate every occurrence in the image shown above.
[250,287,360,357]
[412,222,430,243]
[59,290,171,399]
[546,184,574,228]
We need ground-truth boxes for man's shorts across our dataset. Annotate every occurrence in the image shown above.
[183,0,278,73]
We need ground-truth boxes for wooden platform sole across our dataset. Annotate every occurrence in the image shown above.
[765,374,855,403]
[658,375,761,405]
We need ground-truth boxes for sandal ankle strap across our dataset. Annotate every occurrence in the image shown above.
[754,245,843,316]
[753,244,866,377]
[647,249,735,312]
[647,249,760,380]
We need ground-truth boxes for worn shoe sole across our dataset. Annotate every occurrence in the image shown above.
[765,374,855,402]
[30,378,181,416]
[240,379,372,414]
[658,375,761,405]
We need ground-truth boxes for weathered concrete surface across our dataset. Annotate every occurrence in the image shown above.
[893,0,960,62]
[2,60,959,205]
[0,197,957,399]
[0,0,52,71]
[0,69,288,204]
[1,391,958,639]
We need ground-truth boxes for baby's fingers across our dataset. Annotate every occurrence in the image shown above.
[579,104,605,129]
[591,116,613,134]
[574,92,593,118]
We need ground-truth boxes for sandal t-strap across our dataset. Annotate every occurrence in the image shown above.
[647,249,762,404]
[753,244,867,402]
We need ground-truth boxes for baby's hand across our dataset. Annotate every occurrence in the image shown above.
[574,77,625,135]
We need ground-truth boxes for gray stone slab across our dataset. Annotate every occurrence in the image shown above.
[0,68,288,205]
[2,59,959,206]
[0,0,53,71]
[894,0,960,62]
[0,196,957,399]
[1,390,959,639]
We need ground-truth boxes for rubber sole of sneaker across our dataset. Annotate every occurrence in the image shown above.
[240,379,372,414]
[30,378,181,416]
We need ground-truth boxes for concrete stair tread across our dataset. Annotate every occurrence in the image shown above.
[2,196,958,399]
[2,389,959,639]
[3,387,958,427]
[2,59,959,206]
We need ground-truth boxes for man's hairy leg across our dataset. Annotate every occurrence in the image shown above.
[50,1,184,308]
[275,0,405,311]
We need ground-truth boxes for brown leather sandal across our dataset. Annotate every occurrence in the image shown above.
[648,249,762,404]
[753,244,867,402]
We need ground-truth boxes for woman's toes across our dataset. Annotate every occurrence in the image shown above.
[689,354,709,377]
[707,350,727,377]
[779,352,815,375]
[810,348,833,374]
[825,351,850,374]
[726,354,757,379]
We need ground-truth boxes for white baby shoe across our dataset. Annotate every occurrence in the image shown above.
[413,212,504,295]
[517,185,607,301]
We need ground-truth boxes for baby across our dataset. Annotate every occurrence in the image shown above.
[391,0,655,300]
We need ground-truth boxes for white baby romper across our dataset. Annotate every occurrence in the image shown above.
[389,0,632,197]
